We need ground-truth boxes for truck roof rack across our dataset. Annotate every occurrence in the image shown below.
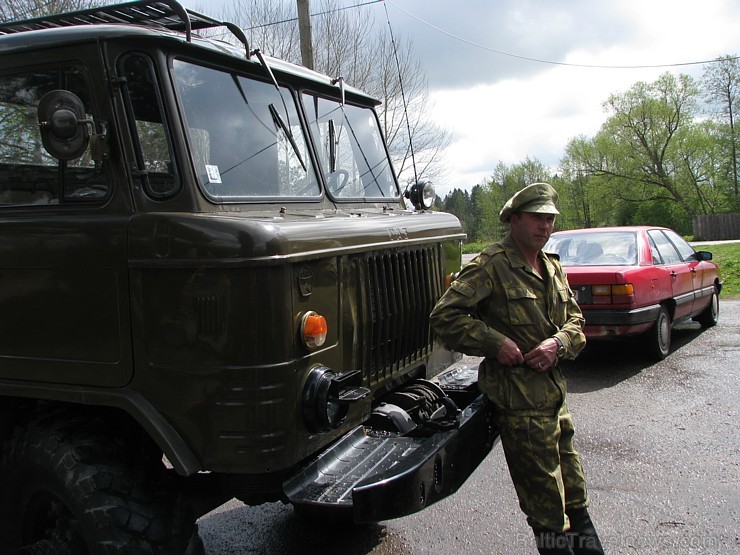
[0,0,249,54]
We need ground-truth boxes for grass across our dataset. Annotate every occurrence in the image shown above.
[462,241,740,299]
[462,241,488,255]
[704,242,740,299]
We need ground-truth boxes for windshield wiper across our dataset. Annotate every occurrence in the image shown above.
[269,103,306,172]
[328,119,336,173]
[253,49,306,172]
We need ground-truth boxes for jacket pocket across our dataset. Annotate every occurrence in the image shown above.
[504,286,538,326]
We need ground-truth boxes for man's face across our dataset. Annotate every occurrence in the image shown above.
[510,211,556,252]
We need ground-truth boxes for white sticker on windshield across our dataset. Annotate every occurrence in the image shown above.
[205,165,222,184]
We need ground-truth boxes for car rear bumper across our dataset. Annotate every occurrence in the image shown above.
[582,304,661,337]
[583,304,661,326]
[283,378,498,523]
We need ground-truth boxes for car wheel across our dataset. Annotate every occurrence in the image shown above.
[695,288,719,328]
[0,412,201,554]
[645,306,671,360]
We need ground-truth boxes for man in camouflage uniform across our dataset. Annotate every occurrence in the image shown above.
[431,183,604,555]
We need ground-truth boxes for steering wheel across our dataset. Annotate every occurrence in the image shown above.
[328,169,350,193]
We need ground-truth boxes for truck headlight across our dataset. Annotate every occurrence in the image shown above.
[302,367,369,433]
[302,366,347,432]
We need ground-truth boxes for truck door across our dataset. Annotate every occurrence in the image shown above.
[0,48,134,387]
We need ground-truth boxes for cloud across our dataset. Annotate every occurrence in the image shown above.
[404,0,740,195]
[430,69,609,196]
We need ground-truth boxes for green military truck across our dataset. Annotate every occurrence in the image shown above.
[0,1,498,552]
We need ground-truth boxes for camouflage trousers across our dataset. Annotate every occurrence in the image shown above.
[497,401,589,532]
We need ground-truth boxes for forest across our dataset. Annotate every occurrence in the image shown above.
[437,57,740,243]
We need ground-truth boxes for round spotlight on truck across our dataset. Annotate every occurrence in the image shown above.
[405,181,435,210]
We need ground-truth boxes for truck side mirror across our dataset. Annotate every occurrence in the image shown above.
[37,90,90,160]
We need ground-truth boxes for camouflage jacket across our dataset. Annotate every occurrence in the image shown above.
[430,233,586,416]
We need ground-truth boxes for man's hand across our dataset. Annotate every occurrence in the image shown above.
[495,337,524,366]
[523,338,560,372]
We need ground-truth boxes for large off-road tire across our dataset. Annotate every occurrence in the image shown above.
[694,287,720,328]
[645,306,671,360]
[0,411,201,554]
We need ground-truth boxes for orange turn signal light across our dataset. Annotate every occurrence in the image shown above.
[590,283,635,305]
[301,311,328,349]
[592,284,634,296]
[612,284,634,295]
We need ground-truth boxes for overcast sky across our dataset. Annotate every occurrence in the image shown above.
[182,0,740,197]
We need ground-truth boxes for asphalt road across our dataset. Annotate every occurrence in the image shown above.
[198,300,739,554]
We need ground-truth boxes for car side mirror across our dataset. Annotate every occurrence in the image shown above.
[694,251,713,261]
[37,90,91,160]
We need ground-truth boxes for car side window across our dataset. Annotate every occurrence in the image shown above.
[647,230,681,264]
[649,244,663,265]
[663,229,696,261]
[0,65,109,206]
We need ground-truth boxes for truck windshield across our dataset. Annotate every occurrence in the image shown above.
[173,59,320,201]
[302,93,399,200]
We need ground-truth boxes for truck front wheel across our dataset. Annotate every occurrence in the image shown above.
[0,412,202,554]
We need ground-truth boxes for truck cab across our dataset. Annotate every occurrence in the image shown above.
[0,2,497,552]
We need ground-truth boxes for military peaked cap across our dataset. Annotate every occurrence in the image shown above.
[499,182,560,223]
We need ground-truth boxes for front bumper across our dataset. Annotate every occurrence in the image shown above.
[283,376,498,523]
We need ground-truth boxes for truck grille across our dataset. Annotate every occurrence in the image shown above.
[362,245,443,383]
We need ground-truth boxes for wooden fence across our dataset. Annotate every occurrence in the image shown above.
[692,213,740,241]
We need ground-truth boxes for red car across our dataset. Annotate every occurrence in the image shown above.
[545,226,722,359]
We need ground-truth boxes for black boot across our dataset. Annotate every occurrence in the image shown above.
[565,507,604,555]
[533,529,575,555]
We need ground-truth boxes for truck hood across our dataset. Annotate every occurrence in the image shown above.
[129,209,464,266]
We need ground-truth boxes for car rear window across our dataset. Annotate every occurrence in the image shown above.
[546,231,638,266]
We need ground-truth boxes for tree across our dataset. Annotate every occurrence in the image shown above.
[468,184,485,242]
[472,158,554,241]
[370,31,450,188]
[441,188,473,240]
[559,139,599,228]
[703,55,740,201]
[562,72,711,226]
[0,0,99,20]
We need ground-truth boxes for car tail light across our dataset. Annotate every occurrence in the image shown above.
[591,284,635,305]
[611,284,635,304]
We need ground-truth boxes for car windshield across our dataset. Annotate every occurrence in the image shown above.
[302,92,399,200]
[173,59,320,202]
[546,231,638,266]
